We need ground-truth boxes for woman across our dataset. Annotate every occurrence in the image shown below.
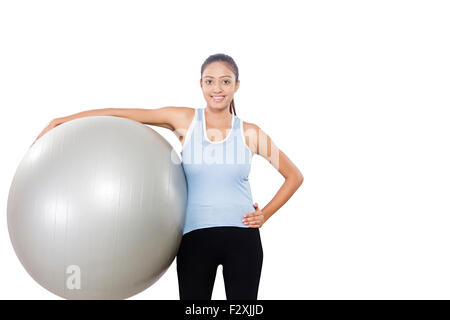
[32,53,304,300]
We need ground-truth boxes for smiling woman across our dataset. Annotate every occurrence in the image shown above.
[175,53,304,301]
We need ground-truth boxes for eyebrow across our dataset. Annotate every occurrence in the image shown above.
[203,75,232,79]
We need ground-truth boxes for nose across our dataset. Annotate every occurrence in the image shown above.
[213,83,223,93]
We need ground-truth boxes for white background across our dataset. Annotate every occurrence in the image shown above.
[1,0,449,299]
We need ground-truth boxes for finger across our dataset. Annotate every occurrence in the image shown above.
[247,211,264,220]
[245,219,255,225]
[243,218,251,224]
[245,215,259,222]
[249,218,262,225]
[249,212,262,220]
[242,217,252,224]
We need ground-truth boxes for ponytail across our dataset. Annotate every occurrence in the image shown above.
[229,99,236,116]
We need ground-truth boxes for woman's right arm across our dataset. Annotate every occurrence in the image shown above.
[31,106,186,147]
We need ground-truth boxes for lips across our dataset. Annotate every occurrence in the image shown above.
[212,96,225,102]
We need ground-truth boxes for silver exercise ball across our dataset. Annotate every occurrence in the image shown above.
[7,116,186,299]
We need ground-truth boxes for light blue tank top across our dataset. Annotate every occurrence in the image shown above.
[181,107,255,235]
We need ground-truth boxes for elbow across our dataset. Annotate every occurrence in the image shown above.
[296,174,304,188]
[288,170,303,188]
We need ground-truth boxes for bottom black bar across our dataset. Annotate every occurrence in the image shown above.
[0,300,447,319]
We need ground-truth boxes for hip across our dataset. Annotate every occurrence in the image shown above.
[183,203,255,234]
[178,226,263,258]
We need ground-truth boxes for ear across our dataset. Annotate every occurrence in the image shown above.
[234,79,240,92]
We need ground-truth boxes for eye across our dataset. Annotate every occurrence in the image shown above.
[223,80,230,84]
[205,80,212,84]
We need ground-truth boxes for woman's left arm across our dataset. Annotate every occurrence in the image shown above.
[243,123,304,227]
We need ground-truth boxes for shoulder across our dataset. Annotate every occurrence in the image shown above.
[241,121,272,156]
[167,107,196,131]
[242,121,259,133]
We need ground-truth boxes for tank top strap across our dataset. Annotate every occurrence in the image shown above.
[238,116,254,157]
[232,113,239,131]
[195,108,202,121]
[181,108,200,151]
[199,108,206,142]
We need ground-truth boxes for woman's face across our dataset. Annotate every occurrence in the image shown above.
[200,61,240,111]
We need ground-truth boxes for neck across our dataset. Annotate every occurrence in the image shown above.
[205,106,232,124]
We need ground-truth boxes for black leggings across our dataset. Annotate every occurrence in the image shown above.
[176,226,263,300]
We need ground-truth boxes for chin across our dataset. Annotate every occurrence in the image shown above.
[209,105,228,111]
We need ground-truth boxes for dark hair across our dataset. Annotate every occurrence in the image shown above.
[201,53,239,116]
